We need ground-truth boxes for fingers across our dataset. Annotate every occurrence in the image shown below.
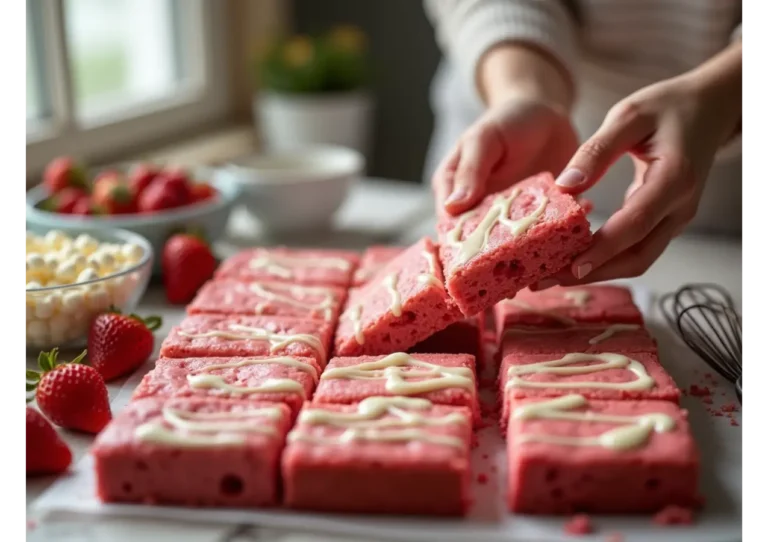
[444,128,502,215]
[558,216,679,285]
[555,102,655,195]
[567,154,682,280]
[431,145,461,211]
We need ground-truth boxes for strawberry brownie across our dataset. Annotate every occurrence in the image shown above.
[507,394,699,513]
[437,173,592,317]
[494,285,643,338]
[93,396,291,507]
[352,245,405,286]
[283,397,472,515]
[188,279,346,322]
[313,352,479,420]
[215,247,359,287]
[334,237,463,356]
[133,356,318,420]
[499,351,681,429]
[410,316,484,369]
[160,314,332,369]
[500,323,657,357]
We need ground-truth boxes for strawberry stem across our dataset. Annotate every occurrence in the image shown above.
[129,313,163,331]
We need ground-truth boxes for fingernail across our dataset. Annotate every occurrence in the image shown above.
[574,262,592,279]
[556,168,586,188]
[445,187,468,206]
[533,278,560,291]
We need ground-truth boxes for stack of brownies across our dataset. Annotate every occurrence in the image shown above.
[92,173,699,518]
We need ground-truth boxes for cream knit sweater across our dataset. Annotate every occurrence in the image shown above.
[423,0,742,233]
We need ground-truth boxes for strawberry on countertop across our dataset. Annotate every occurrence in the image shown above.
[27,349,111,434]
[92,171,136,214]
[162,232,217,304]
[26,407,72,476]
[43,156,88,194]
[88,309,162,382]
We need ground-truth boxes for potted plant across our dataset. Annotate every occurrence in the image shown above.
[254,25,373,157]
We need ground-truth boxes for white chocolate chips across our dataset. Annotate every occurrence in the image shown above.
[25,230,145,347]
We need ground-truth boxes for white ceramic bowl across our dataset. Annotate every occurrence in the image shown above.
[215,146,364,233]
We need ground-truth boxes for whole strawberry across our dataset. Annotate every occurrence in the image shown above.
[27,349,111,434]
[92,170,136,214]
[26,407,72,476]
[40,186,88,214]
[162,233,217,304]
[137,178,188,212]
[128,163,158,198]
[43,157,88,194]
[88,309,162,381]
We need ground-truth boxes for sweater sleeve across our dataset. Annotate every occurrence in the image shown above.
[423,0,579,107]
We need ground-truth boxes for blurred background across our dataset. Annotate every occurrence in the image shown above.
[26,0,439,184]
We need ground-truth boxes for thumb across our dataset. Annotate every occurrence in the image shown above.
[555,103,654,195]
[444,127,501,215]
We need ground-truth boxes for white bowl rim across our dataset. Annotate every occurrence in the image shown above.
[223,145,365,185]
[25,227,153,293]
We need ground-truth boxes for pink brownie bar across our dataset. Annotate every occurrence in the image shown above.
[507,395,699,513]
[283,399,473,515]
[500,324,657,357]
[499,351,681,429]
[334,237,463,356]
[352,245,405,286]
[313,353,479,420]
[132,356,318,420]
[188,279,346,322]
[215,247,360,287]
[92,397,291,507]
[160,314,333,370]
[410,316,484,369]
[437,173,592,317]
[494,285,643,338]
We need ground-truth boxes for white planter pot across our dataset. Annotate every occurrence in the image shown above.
[254,91,373,158]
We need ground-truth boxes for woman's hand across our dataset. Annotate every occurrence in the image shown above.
[539,41,742,287]
[433,44,577,215]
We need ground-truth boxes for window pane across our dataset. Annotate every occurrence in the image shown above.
[64,0,185,120]
[27,0,47,123]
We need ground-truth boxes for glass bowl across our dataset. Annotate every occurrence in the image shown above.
[25,227,153,351]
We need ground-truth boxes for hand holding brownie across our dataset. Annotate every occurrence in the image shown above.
[434,39,741,285]
[550,40,742,286]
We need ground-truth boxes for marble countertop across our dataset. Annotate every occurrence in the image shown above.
[26,178,742,542]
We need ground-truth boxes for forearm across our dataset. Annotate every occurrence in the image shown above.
[478,43,574,111]
[686,40,742,145]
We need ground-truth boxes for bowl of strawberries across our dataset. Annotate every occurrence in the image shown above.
[26,157,241,271]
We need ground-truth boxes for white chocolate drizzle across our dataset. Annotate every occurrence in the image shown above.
[135,405,284,447]
[417,249,444,289]
[563,289,591,306]
[504,324,642,345]
[321,352,475,395]
[446,188,549,264]
[383,272,402,317]
[513,394,675,450]
[249,253,351,279]
[344,304,365,345]
[185,358,308,396]
[178,324,326,365]
[249,282,337,321]
[505,352,655,391]
[289,396,467,448]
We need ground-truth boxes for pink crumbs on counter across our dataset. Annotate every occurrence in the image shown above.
[689,385,712,397]
[721,403,739,413]
[563,514,593,535]
[652,505,695,525]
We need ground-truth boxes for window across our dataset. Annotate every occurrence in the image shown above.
[26,0,232,177]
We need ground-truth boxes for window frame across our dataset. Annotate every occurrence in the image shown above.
[26,0,233,179]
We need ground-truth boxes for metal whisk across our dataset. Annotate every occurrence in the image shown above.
[660,283,742,403]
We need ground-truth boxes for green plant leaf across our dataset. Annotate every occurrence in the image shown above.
[26,370,40,382]
[26,382,37,392]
